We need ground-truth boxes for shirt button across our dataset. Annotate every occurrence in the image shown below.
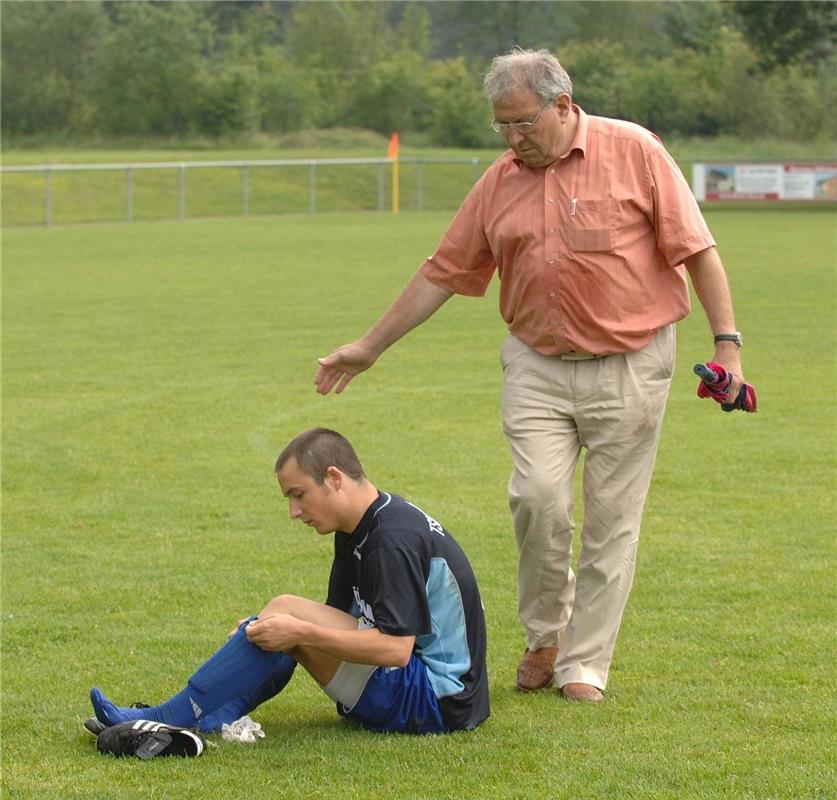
[549,291,556,297]
[548,259,555,264]
[548,197,554,203]
[549,168,556,174]
[549,227,556,233]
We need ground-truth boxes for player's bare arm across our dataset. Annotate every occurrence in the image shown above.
[684,246,745,397]
[245,613,415,667]
[315,270,453,395]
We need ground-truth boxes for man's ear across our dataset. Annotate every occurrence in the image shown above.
[555,93,572,120]
[324,465,343,491]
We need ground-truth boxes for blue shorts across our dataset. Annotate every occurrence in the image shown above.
[336,654,449,735]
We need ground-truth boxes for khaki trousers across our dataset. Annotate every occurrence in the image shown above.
[501,326,675,690]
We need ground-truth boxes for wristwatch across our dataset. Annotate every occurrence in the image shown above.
[714,332,743,347]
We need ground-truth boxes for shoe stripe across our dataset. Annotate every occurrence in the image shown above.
[180,730,204,756]
[127,719,203,755]
[134,720,163,732]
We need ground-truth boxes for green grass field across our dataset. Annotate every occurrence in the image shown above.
[2,207,835,799]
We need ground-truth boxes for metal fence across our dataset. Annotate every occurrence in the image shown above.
[0,156,491,227]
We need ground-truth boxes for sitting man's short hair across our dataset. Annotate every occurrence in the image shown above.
[275,428,366,484]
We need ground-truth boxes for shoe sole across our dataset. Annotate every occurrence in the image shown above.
[516,679,554,692]
[560,688,604,702]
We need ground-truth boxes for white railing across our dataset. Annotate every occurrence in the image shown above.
[1,156,489,226]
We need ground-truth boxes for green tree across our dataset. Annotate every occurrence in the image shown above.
[210,5,324,134]
[253,49,325,133]
[426,58,493,147]
[341,55,432,134]
[662,0,727,53]
[726,0,837,69]
[2,0,834,146]
[1,0,106,137]
[90,2,210,136]
[564,1,669,58]
[557,40,632,119]
[196,64,259,137]
[431,1,577,60]
[395,2,431,59]
[287,0,393,125]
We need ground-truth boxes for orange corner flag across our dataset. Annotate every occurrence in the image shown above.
[388,132,400,159]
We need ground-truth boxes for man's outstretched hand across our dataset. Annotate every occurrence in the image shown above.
[315,341,379,395]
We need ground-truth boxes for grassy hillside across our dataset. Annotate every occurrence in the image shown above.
[3,134,834,228]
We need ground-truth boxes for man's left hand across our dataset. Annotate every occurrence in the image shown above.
[245,614,303,652]
[711,342,744,402]
[696,354,757,412]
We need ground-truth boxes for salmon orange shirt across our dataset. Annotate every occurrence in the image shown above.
[420,106,716,355]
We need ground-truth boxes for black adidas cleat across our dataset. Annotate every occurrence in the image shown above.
[84,701,150,737]
[83,717,108,737]
[96,720,206,759]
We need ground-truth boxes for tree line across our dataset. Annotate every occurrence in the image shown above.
[2,0,835,146]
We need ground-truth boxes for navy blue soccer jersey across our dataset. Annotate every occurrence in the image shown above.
[326,492,489,731]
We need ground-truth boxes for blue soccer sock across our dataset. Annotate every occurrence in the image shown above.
[91,617,297,729]
[89,688,153,726]
[197,670,294,733]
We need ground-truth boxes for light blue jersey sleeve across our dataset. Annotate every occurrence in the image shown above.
[415,558,471,698]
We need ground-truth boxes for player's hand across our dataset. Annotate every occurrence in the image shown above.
[228,617,252,638]
[315,341,379,395]
[245,613,303,652]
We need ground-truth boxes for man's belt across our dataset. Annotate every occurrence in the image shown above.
[558,352,601,361]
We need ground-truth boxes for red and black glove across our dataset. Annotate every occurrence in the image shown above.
[694,362,757,413]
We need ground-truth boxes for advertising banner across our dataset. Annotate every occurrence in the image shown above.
[692,163,837,201]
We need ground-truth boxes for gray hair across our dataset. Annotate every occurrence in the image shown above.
[483,48,573,104]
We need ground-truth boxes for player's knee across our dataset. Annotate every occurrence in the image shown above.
[260,593,303,616]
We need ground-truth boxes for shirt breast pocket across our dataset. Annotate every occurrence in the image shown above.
[567,199,615,252]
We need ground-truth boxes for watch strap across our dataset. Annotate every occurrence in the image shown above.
[714,332,742,346]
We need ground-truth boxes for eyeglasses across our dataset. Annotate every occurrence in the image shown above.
[491,104,550,135]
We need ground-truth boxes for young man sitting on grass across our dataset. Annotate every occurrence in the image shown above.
[90,428,490,735]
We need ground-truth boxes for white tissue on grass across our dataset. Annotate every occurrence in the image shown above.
[220,715,265,743]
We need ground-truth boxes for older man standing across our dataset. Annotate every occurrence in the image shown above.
[315,49,747,702]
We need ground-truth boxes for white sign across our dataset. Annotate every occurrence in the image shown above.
[692,163,837,201]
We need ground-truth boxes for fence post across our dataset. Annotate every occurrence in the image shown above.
[378,162,385,211]
[471,157,480,184]
[44,168,53,227]
[308,162,317,214]
[416,160,424,212]
[178,164,186,220]
[242,163,249,218]
[126,168,134,223]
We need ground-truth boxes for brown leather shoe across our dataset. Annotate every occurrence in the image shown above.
[561,682,604,702]
[516,646,559,692]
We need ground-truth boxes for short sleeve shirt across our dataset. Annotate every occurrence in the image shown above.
[327,492,489,732]
[420,105,716,355]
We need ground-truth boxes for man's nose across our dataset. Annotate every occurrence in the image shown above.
[506,129,526,146]
[289,500,302,519]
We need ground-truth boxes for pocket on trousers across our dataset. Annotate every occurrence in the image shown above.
[627,325,675,381]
